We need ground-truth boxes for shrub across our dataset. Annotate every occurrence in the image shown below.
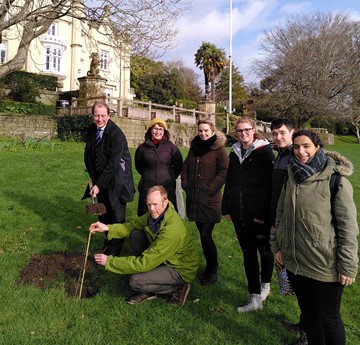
[0,100,55,115]
[0,71,57,91]
[0,71,58,103]
[176,99,199,110]
[56,115,93,141]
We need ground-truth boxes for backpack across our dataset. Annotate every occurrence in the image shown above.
[330,172,342,234]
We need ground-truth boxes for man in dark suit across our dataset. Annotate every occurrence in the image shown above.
[83,101,135,256]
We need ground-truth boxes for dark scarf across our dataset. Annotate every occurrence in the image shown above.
[147,205,168,234]
[191,135,217,156]
[289,149,328,183]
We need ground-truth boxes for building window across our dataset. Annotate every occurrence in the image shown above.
[100,51,109,71]
[0,42,7,65]
[45,46,62,73]
[48,23,57,36]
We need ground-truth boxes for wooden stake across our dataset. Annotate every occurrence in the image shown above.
[78,231,92,299]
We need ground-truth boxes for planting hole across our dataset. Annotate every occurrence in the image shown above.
[18,252,100,298]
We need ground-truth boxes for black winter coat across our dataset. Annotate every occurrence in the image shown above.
[268,146,292,227]
[135,139,183,216]
[181,133,228,223]
[222,140,274,226]
[83,119,135,205]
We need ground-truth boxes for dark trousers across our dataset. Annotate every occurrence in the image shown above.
[128,230,185,295]
[233,222,274,294]
[195,222,218,270]
[97,188,126,256]
[287,271,345,345]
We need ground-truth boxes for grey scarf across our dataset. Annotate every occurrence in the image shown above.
[289,149,328,183]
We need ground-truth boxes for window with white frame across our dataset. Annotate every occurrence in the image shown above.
[45,46,62,73]
[0,42,7,65]
[48,23,57,36]
[100,51,109,71]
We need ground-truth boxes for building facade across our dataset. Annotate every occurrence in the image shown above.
[1,4,132,100]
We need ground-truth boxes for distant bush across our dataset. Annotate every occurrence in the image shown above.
[56,115,93,141]
[0,71,57,103]
[0,100,55,115]
[176,99,199,110]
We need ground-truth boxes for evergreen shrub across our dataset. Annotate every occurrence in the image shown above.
[56,115,93,141]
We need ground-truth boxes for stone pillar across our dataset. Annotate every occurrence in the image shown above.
[77,76,107,107]
[198,101,216,122]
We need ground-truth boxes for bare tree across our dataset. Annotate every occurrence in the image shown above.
[253,12,360,130]
[0,0,191,78]
[165,59,202,101]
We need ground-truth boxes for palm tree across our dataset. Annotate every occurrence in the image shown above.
[194,42,226,102]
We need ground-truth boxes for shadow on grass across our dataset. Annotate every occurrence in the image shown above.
[335,136,358,144]
[6,191,94,251]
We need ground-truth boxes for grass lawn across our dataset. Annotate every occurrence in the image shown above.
[0,136,359,345]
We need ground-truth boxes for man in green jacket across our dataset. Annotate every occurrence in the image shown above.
[90,185,199,306]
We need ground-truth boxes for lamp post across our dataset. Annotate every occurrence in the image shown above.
[227,0,233,134]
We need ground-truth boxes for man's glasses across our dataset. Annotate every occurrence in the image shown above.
[236,127,253,134]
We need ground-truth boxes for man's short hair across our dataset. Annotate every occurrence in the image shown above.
[147,185,168,200]
[270,118,293,131]
[92,101,110,115]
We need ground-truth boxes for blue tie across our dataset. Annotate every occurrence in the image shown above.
[95,129,103,171]
[95,128,102,147]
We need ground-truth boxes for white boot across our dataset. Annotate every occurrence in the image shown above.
[237,294,263,313]
[260,282,270,301]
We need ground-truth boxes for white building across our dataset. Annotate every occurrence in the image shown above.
[0,3,132,100]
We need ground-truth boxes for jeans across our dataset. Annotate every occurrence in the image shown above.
[128,229,185,295]
[233,222,274,294]
[287,271,345,345]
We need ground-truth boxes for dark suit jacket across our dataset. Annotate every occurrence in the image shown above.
[83,119,135,207]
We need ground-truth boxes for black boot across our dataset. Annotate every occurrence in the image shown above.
[197,266,219,285]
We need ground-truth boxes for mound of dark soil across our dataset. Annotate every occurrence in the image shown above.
[18,252,100,298]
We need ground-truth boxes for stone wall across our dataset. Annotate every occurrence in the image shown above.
[0,114,57,140]
[0,114,197,147]
[107,118,197,148]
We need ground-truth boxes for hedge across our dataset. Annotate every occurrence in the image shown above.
[56,115,93,141]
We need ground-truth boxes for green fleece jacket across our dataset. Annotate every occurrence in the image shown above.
[271,151,359,282]
[105,202,199,282]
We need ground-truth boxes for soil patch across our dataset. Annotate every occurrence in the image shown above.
[18,252,100,298]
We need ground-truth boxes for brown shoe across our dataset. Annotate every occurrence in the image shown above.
[126,293,157,305]
[170,283,191,307]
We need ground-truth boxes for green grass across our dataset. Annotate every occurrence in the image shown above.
[0,136,359,344]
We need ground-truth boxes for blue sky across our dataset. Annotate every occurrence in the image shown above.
[160,0,360,84]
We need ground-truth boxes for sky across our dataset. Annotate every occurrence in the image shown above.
[160,0,360,84]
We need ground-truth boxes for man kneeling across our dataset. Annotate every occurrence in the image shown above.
[90,185,199,306]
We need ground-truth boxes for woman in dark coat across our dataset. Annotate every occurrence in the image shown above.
[135,118,183,216]
[222,116,274,312]
[181,119,228,285]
